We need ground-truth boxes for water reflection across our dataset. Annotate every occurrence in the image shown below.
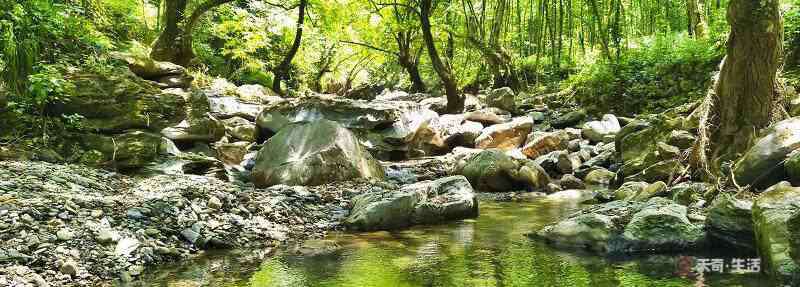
[145,200,777,287]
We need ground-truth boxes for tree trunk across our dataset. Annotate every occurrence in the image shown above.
[687,0,708,38]
[709,0,783,161]
[396,33,427,93]
[150,0,233,66]
[273,0,307,95]
[150,0,188,63]
[420,0,463,113]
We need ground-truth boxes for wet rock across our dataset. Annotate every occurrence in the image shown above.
[614,181,648,200]
[537,198,704,254]
[619,198,705,252]
[581,114,621,143]
[252,120,384,187]
[753,182,800,276]
[551,109,587,128]
[706,193,755,249]
[734,117,800,188]
[474,116,533,151]
[629,181,667,202]
[344,176,478,231]
[486,87,516,112]
[584,168,616,186]
[456,149,550,192]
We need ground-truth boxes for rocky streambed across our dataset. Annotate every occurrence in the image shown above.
[5,58,800,286]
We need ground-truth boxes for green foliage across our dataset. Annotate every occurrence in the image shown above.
[566,33,724,115]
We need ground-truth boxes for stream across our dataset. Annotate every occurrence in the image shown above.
[143,199,777,286]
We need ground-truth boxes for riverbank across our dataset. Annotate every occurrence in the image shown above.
[0,161,363,286]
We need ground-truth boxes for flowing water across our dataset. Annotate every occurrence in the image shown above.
[144,199,779,287]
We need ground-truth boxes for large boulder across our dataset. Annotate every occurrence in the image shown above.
[379,106,447,157]
[785,151,800,185]
[753,182,800,277]
[619,198,705,252]
[615,116,682,176]
[474,116,533,151]
[70,131,173,169]
[456,149,550,192]
[256,94,415,134]
[581,114,621,143]
[251,120,384,187]
[344,176,478,231]
[535,198,704,254]
[706,193,755,249]
[486,87,516,112]
[734,117,800,188]
[52,70,186,132]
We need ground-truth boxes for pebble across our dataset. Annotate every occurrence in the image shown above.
[59,260,78,276]
[145,228,160,237]
[208,196,223,210]
[96,230,118,244]
[20,213,35,224]
[56,228,74,241]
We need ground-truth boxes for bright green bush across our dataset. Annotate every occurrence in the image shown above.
[565,33,724,116]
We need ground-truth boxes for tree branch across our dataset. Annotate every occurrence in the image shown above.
[339,40,399,56]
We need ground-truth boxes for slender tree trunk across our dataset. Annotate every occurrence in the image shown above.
[708,0,783,161]
[420,0,463,113]
[273,0,308,95]
[687,0,708,38]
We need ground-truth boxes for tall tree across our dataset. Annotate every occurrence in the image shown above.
[151,0,234,66]
[687,0,707,38]
[420,0,464,113]
[273,0,308,95]
[694,0,784,173]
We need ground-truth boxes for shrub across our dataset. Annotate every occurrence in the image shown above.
[565,33,724,116]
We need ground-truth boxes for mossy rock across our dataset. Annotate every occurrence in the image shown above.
[50,69,186,132]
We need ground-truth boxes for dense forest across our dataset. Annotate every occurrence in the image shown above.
[3,0,800,285]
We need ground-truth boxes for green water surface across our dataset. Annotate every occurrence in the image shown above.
[145,200,779,287]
